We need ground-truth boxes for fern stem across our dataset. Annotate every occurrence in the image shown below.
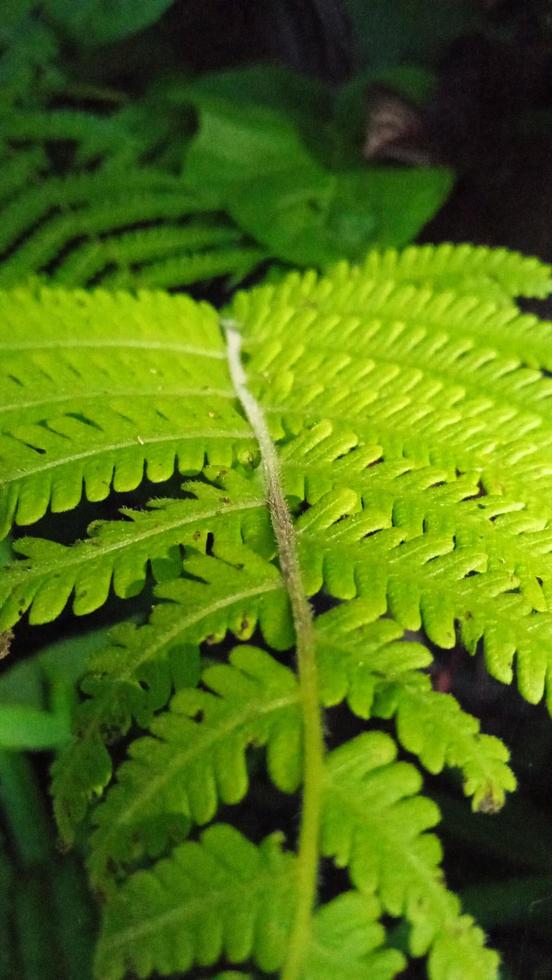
[223,319,325,979]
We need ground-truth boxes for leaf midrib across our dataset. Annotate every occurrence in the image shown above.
[0,386,234,416]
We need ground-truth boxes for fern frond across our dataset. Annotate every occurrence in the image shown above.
[315,601,515,811]
[52,548,292,843]
[0,107,141,164]
[51,222,245,286]
[290,484,552,701]
[322,733,499,977]
[54,545,513,843]
[0,143,254,290]
[0,471,270,628]
[95,823,402,980]
[7,244,552,977]
[237,260,552,370]
[0,189,227,288]
[359,242,552,299]
[226,266,552,702]
[94,824,271,977]
[0,288,256,539]
[87,645,301,887]
[0,148,48,202]
[0,167,186,257]
[315,599,433,711]
[305,893,405,979]
[94,733,492,980]
[102,246,267,291]
[7,399,551,704]
[374,677,515,812]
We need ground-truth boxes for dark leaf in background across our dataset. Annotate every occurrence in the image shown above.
[44,0,177,46]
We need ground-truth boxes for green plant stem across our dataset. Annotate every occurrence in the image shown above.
[0,750,51,867]
[223,319,325,980]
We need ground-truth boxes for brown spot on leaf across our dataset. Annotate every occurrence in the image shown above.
[0,629,13,660]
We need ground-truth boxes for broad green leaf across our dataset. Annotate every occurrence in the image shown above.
[229,165,453,266]
[184,100,320,202]
[44,0,176,45]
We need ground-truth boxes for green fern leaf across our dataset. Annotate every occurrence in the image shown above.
[51,222,246,286]
[305,892,405,979]
[101,246,267,291]
[94,732,493,980]
[291,484,552,703]
[94,823,296,979]
[87,645,301,887]
[0,189,224,288]
[238,257,552,371]
[52,547,292,843]
[0,471,271,628]
[0,141,253,290]
[315,599,433,711]
[315,601,515,811]
[0,288,256,539]
[374,676,515,812]
[322,733,499,977]
[0,168,187,261]
[0,107,140,165]
[7,243,552,977]
[95,823,402,980]
[229,267,552,702]
[359,242,552,299]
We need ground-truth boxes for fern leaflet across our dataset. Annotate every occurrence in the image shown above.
[51,546,292,842]
[87,645,301,886]
[94,824,404,980]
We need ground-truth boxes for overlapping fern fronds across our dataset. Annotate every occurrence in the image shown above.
[0,51,455,295]
[0,99,265,291]
[3,242,552,978]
